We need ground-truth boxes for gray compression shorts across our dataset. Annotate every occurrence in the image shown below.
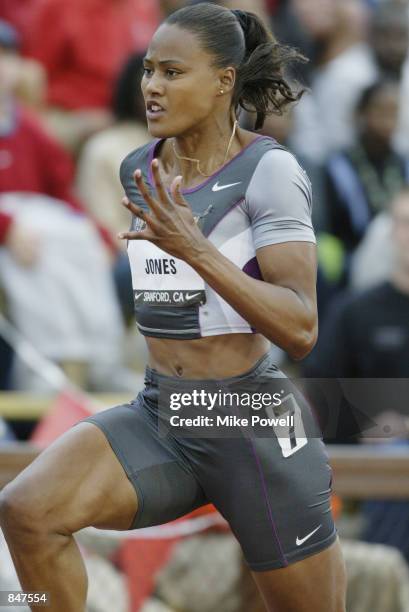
[80,352,337,571]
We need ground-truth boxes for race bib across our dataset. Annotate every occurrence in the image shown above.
[128,239,206,307]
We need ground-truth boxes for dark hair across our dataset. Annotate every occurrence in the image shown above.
[356,79,400,115]
[112,53,146,122]
[166,3,306,130]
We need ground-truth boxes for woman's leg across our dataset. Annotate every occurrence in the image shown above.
[252,538,346,612]
[0,422,139,612]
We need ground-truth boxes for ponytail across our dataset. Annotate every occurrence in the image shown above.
[231,9,306,129]
[166,3,306,130]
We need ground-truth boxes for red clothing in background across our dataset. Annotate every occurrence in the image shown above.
[0,108,81,207]
[0,106,115,248]
[0,0,39,50]
[25,0,160,110]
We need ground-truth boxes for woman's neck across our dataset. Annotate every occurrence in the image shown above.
[161,116,243,184]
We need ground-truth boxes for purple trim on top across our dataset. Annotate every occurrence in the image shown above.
[242,256,263,280]
[247,437,289,567]
[147,135,272,194]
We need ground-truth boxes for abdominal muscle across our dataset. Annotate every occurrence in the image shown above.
[146,332,271,379]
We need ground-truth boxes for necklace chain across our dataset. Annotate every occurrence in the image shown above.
[171,120,239,178]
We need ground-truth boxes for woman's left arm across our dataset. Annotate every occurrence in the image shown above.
[189,238,318,361]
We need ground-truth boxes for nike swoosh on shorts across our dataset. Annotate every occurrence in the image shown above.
[296,525,322,546]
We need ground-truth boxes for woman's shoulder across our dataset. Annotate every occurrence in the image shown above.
[246,144,313,218]
[250,144,311,192]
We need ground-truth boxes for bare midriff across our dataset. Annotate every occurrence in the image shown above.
[146,333,271,379]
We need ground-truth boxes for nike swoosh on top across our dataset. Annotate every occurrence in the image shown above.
[185,292,201,300]
[212,181,242,192]
[295,525,322,546]
[134,292,144,300]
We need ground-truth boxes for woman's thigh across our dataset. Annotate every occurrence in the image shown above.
[3,421,139,533]
[252,538,346,612]
[2,395,208,536]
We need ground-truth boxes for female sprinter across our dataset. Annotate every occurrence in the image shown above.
[0,4,346,611]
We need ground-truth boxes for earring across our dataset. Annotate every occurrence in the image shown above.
[220,89,224,94]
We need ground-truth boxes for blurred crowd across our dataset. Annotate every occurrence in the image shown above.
[1,1,409,609]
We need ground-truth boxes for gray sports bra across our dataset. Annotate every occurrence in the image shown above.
[120,135,315,340]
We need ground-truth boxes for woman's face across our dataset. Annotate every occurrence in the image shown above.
[141,24,224,138]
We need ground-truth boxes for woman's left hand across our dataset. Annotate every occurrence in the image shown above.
[118,158,208,262]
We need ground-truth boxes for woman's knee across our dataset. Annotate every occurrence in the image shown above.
[0,427,96,536]
[0,478,50,537]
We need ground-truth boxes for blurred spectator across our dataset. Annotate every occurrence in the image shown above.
[76,53,149,244]
[0,192,139,392]
[370,2,409,81]
[0,22,116,256]
[350,211,395,290]
[361,491,409,573]
[325,80,409,254]
[288,0,377,163]
[0,23,88,247]
[307,184,409,564]
[289,0,409,163]
[0,18,46,110]
[76,53,150,323]
[24,0,160,152]
[305,186,409,378]
[0,22,139,390]
[369,1,409,156]
[341,539,409,612]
